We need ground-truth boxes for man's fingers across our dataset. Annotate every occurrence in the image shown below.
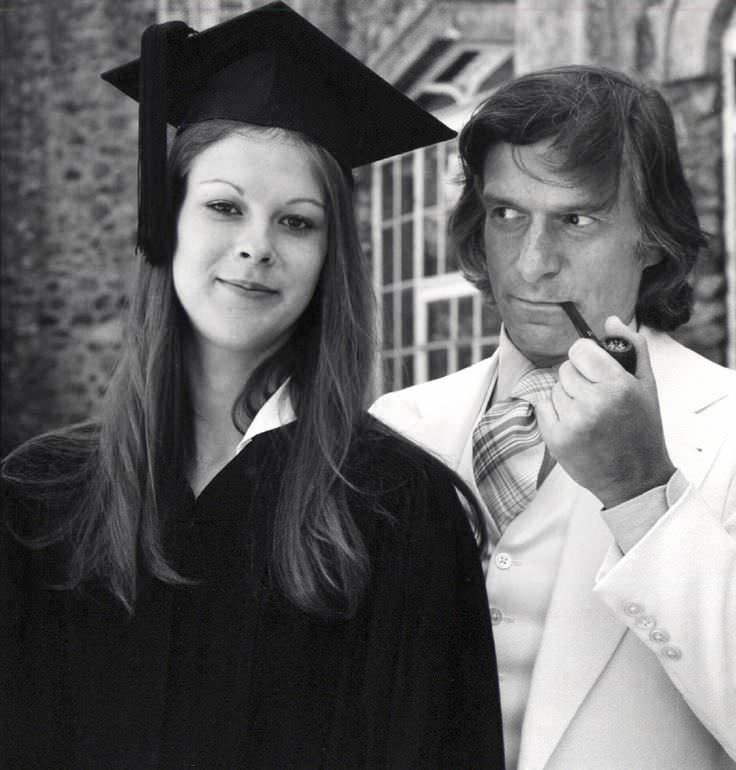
[567,338,615,383]
[558,359,593,399]
[535,397,558,438]
[551,382,575,421]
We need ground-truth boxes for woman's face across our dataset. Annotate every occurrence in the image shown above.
[173,130,328,363]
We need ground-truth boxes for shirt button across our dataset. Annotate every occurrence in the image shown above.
[635,614,657,630]
[495,552,513,570]
[661,645,682,661]
[649,628,670,643]
[490,607,503,625]
[623,601,644,616]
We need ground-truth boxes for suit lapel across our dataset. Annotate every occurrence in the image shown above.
[644,327,732,487]
[517,482,625,770]
[401,354,498,471]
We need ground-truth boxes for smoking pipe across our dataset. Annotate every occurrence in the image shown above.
[559,302,637,374]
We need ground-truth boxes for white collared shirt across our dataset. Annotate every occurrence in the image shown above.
[233,380,296,457]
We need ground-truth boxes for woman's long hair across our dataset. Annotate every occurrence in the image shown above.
[232,125,379,619]
[3,120,378,618]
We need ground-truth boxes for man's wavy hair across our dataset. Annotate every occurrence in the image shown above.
[450,65,707,331]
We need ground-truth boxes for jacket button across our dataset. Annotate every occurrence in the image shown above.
[649,628,670,643]
[623,601,643,616]
[661,645,682,661]
[635,614,656,629]
[495,552,513,570]
[490,607,503,625]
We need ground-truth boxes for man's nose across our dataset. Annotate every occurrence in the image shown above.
[516,220,561,282]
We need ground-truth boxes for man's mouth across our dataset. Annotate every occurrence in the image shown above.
[513,296,567,306]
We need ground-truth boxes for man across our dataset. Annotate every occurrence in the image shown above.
[372,66,736,769]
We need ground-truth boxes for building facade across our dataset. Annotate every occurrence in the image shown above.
[364,0,736,390]
[2,0,734,453]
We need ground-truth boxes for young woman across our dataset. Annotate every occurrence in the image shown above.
[2,4,504,768]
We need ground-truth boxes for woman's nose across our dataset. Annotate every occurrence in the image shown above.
[236,220,274,264]
[238,249,272,264]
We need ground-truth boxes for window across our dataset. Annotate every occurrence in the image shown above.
[724,16,736,367]
[371,41,515,394]
[372,140,500,394]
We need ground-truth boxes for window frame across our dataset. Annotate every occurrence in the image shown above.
[371,101,502,394]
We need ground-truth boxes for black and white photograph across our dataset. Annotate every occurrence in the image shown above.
[2,1,735,768]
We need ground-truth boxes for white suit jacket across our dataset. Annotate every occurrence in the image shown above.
[371,327,736,769]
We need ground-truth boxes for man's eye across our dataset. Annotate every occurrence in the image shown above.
[565,213,595,227]
[281,215,313,231]
[490,206,523,221]
[207,201,240,215]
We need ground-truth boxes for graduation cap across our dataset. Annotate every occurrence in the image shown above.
[101,1,455,264]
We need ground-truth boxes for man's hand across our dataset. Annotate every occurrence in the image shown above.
[536,316,675,508]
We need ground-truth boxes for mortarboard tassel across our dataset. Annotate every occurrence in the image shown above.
[137,21,192,264]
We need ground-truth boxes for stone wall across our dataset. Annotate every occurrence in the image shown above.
[346,0,431,60]
[1,0,154,455]
[665,76,728,362]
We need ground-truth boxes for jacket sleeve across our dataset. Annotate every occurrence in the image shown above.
[593,429,736,760]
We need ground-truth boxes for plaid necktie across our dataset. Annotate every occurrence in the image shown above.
[472,368,557,533]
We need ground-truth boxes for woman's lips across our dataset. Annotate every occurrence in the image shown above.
[217,278,278,294]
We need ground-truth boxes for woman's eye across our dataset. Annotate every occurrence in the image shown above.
[565,213,596,227]
[207,201,240,216]
[281,215,313,231]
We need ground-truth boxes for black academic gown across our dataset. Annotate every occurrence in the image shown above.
[2,421,505,769]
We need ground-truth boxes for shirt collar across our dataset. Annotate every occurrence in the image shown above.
[234,379,296,456]
[494,326,537,404]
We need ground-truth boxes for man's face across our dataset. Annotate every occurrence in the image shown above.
[481,139,657,367]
